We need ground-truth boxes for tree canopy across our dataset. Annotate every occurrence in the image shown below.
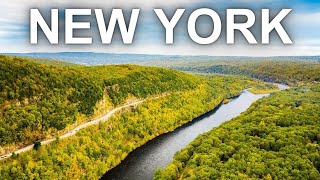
[155,87,320,180]
[0,55,199,148]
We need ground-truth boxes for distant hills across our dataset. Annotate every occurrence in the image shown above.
[3,52,320,66]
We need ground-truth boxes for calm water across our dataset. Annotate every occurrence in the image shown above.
[102,89,278,180]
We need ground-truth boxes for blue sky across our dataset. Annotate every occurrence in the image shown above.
[0,0,319,56]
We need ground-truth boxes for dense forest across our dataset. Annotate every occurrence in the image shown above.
[0,55,200,150]
[0,55,277,179]
[0,55,276,179]
[155,60,320,85]
[155,85,320,179]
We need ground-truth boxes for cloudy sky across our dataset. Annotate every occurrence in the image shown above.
[0,0,319,56]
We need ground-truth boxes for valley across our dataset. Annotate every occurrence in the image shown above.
[0,54,319,180]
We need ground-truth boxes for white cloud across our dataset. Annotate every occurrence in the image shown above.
[0,24,26,38]
[288,12,320,24]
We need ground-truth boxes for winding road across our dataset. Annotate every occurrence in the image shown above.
[0,98,150,160]
[0,84,289,161]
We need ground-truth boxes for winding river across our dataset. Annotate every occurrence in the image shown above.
[102,84,289,180]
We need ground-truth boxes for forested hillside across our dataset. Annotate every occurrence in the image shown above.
[155,85,320,179]
[0,55,199,150]
[163,60,320,85]
[0,55,274,179]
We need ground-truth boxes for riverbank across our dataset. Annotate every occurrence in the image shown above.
[0,85,267,157]
[0,77,279,179]
[102,89,271,180]
[103,83,289,180]
[155,84,318,180]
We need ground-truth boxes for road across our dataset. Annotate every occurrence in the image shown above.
[0,83,288,161]
[0,98,149,160]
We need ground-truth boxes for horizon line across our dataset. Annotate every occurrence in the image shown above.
[2,52,320,58]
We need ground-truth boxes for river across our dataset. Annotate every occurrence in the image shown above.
[102,84,289,180]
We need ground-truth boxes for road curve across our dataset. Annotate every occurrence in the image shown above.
[0,98,150,161]
[0,83,288,161]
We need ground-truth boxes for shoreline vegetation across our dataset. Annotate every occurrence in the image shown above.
[247,84,279,94]
[0,55,276,179]
[248,88,279,94]
[155,87,320,180]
